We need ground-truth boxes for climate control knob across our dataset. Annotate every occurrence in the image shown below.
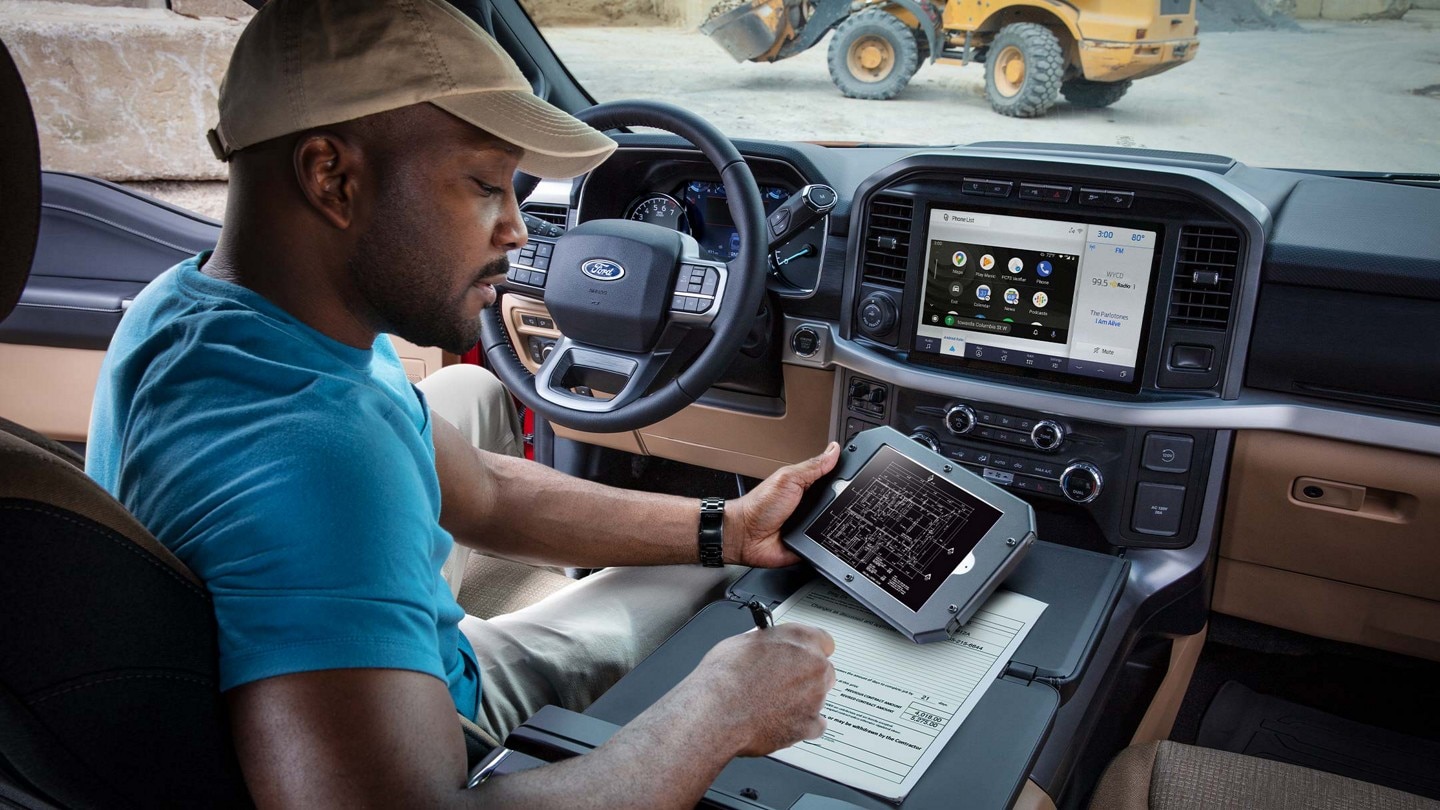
[1060,462,1103,504]
[1031,420,1065,452]
[908,428,942,454]
[857,292,898,339]
[943,404,977,436]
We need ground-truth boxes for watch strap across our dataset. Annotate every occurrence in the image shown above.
[698,497,725,568]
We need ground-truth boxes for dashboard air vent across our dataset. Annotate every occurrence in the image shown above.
[521,202,569,230]
[1169,225,1240,330]
[861,194,914,287]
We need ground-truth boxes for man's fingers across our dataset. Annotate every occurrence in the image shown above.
[784,441,840,488]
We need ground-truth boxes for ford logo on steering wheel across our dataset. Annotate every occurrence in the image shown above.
[581,259,626,282]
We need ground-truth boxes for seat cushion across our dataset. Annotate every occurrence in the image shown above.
[1091,741,1440,810]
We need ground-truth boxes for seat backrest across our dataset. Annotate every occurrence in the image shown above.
[0,38,251,809]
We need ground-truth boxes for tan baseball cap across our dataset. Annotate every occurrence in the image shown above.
[207,0,616,179]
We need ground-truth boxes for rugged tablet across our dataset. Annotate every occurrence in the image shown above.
[784,426,1037,643]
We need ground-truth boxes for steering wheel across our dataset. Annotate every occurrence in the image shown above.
[480,100,768,434]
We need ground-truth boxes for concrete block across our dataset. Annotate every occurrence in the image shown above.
[0,2,243,181]
[1292,0,1324,17]
[171,0,255,19]
[1320,0,1411,17]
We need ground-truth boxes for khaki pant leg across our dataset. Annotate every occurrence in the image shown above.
[416,364,523,596]
[458,564,743,742]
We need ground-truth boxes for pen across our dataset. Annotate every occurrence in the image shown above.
[745,599,773,630]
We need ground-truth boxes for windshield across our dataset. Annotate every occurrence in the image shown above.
[523,0,1437,173]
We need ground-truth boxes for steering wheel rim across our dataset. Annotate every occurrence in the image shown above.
[480,100,767,434]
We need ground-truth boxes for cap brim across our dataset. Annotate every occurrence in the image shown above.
[433,91,616,180]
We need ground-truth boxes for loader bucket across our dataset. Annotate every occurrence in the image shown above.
[699,0,789,62]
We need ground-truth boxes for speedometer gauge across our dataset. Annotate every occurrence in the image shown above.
[625,193,690,235]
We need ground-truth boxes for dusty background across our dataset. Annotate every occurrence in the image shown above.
[1,0,1436,221]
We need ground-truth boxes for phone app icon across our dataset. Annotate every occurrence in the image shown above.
[1003,288,1020,305]
[1037,260,1053,277]
[1007,257,1024,274]
[980,254,995,270]
[976,285,991,301]
[952,251,968,267]
[1032,291,1049,307]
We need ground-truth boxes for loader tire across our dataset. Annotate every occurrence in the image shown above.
[827,10,921,100]
[1062,77,1132,108]
[984,23,1064,118]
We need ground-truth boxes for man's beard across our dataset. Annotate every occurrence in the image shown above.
[347,215,507,355]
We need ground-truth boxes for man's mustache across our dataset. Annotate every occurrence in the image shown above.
[473,256,510,285]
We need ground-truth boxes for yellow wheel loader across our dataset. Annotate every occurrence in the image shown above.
[701,0,1199,117]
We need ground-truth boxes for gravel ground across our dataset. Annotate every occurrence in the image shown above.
[541,11,1440,173]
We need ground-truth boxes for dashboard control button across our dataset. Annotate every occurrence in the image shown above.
[908,428,941,453]
[1031,420,1065,452]
[1028,461,1061,479]
[1133,482,1186,536]
[767,207,791,237]
[1018,183,1073,203]
[790,326,820,358]
[948,447,972,462]
[982,468,1015,486]
[943,404,977,435]
[1060,462,1103,503]
[1079,188,1134,208]
[1169,344,1214,371]
[1031,477,1063,497]
[857,292,898,338]
[1143,433,1194,473]
[962,178,1013,197]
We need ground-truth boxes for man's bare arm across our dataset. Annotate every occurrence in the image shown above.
[228,625,835,809]
[432,414,839,569]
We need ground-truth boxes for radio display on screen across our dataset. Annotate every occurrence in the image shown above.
[913,208,1160,388]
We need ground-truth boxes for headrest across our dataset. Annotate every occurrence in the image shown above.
[0,39,42,323]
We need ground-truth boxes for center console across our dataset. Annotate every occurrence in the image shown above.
[825,155,1252,552]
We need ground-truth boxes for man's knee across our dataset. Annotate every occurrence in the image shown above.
[417,364,521,457]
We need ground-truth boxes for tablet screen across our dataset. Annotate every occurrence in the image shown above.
[802,445,1003,612]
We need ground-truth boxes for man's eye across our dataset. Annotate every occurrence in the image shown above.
[472,179,502,196]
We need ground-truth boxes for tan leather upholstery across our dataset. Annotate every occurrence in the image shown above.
[1091,741,1440,810]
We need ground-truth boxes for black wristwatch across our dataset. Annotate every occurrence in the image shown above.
[698,497,725,568]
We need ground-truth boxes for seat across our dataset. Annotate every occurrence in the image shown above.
[1090,741,1440,810]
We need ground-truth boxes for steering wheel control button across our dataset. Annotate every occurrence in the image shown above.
[1142,433,1194,473]
[535,242,553,257]
[767,208,791,237]
[1133,482,1186,536]
[1030,420,1065,452]
[790,326,820,358]
[943,404,976,435]
[803,185,838,210]
[1061,462,1103,504]
[1018,183,1073,203]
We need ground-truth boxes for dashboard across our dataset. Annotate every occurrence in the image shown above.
[502,136,1439,804]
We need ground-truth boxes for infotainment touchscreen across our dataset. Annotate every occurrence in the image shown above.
[913,208,1159,387]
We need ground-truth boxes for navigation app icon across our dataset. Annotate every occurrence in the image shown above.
[1032,291,1049,307]
[1037,260,1053,277]
[976,285,992,301]
[1007,257,1024,274]
[980,254,995,270]
[1004,288,1020,304]
[952,251,968,267]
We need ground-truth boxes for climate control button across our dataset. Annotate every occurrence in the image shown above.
[1060,462,1103,503]
[908,428,942,453]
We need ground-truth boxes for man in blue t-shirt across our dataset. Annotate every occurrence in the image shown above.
[86,1,839,807]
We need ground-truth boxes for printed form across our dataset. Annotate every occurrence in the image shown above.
[767,581,1047,802]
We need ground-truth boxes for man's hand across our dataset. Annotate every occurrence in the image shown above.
[669,623,837,757]
[726,442,841,568]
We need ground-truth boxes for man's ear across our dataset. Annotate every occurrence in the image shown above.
[292,132,362,230]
